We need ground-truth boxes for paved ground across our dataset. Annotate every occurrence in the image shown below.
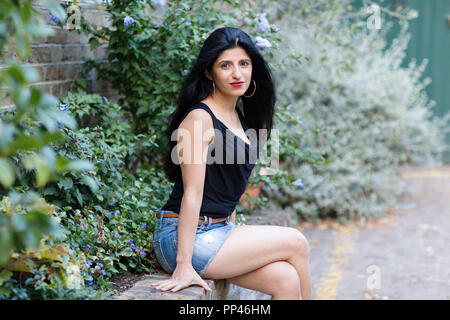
[305,165,450,300]
[228,165,450,300]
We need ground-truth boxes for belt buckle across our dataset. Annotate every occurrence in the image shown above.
[201,216,211,226]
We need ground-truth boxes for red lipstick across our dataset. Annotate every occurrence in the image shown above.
[230,81,244,87]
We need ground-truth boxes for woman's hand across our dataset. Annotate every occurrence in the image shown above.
[151,262,212,293]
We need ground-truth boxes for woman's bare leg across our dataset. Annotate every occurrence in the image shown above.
[228,260,301,300]
[202,225,311,300]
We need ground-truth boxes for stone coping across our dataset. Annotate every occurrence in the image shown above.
[114,272,229,300]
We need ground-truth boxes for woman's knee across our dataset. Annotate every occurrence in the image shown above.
[287,227,310,258]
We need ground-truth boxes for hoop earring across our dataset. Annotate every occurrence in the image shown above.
[243,80,256,98]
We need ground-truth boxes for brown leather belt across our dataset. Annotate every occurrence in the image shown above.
[155,212,229,226]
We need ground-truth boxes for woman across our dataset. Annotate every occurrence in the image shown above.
[151,27,311,300]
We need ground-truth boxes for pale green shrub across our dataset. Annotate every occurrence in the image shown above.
[264,0,450,222]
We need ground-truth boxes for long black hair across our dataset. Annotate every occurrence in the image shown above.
[162,27,276,182]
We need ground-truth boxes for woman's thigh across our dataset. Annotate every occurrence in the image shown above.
[227,260,301,297]
[201,224,308,280]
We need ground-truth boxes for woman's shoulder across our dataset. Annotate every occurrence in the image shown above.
[179,103,215,129]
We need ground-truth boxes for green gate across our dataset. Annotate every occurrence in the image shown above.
[355,0,450,162]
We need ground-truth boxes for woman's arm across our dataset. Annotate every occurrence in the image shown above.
[176,191,203,265]
[230,209,236,224]
[152,108,214,293]
[176,108,214,265]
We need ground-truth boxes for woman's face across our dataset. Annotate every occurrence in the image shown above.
[206,47,253,98]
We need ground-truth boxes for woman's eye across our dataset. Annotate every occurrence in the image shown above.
[241,61,249,66]
[221,63,229,68]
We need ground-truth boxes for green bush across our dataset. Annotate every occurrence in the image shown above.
[266,0,450,222]
[43,90,173,292]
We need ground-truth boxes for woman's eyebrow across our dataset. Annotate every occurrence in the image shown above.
[218,58,251,64]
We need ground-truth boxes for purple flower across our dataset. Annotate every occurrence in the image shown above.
[254,36,272,50]
[49,15,60,25]
[293,178,305,190]
[287,104,293,110]
[124,16,135,27]
[87,280,93,286]
[87,261,93,267]
[59,103,69,111]
[151,0,166,10]
[257,13,270,33]
[102,96,108,103]
[101,269,106,276]
[141,223,147,228]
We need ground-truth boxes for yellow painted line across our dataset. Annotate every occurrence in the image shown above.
[313,225,359,300]
[398,170,450,178]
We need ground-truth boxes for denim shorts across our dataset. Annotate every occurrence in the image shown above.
[152,209,237,276]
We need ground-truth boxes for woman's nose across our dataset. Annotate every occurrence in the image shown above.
[232,66,242,78]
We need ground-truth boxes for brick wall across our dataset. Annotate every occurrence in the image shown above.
[0,0,118,110]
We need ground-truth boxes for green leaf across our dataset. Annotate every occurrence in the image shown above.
[79,176,98,193]
[120,247,133,257]
[58,177,73,190]
[0,122,15,149]
[0,269,13,286]
[26,210,64,239]
[118,262,127,271]
[3,135,41,156]
[88,37,101,50]
[55,156,70,172]
[29,87,42,106]
[40,0,67,22]
[0,158,15,188]
[11,214,28,232]
[0,227,13,266]
[40,146,56,172]
[74,188,83,206]
[65,160,94,172]
[43,186,57,196]
[42,132,65,145]
[53,110,77,130]
[30,155,50,188]
[22,153,50,187]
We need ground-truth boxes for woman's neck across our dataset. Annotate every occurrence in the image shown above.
[202,93,239,122]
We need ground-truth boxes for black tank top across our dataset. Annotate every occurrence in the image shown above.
[161,102,260,218]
